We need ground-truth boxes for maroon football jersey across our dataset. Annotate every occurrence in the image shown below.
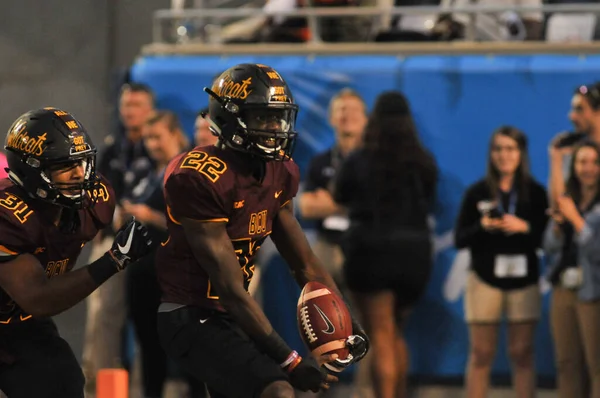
[0,176,115,324]
[157,145,300,311]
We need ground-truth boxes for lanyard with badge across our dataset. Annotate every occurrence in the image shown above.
[497,188,517,216]
[493,186,528,279]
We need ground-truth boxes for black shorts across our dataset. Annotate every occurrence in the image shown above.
[342,238,432,308]
[0,318,84,398]
[157,306,289,398]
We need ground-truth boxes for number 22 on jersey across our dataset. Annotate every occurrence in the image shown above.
[181,151,227,183]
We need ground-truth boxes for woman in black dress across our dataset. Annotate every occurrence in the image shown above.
[334,91,437,398]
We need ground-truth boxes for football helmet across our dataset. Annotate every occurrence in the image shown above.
[204,63,298,161]
[4,107,101,209]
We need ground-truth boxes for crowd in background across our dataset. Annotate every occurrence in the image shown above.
[186,0,600,44]
[72,72,600,398]
[81,84,216,398]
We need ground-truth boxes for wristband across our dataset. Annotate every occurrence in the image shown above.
[286,355,303,373]
[87,253,118,286]
[255,330,294,364]
[280,350,299,369]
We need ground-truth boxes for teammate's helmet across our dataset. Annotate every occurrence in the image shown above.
[205,63,298,161]
[4,107,101,209]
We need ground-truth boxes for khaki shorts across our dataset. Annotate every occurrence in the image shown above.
[312,238,344,285]
[465,272,541,323]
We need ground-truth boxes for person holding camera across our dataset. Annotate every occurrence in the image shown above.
[544,141,600,398]
[455,126,548,398]
[549,82,600,208]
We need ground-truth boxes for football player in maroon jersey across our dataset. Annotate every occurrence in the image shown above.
[0,108,155,398]
[156,64,369,398]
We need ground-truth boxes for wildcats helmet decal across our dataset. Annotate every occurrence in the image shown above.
[4,108,101,209]
[203,63,298,161]
[212,75,253,100]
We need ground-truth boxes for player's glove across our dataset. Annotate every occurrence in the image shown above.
[324,318,370,373]
[107,217,154,270]
[283,351,327,392]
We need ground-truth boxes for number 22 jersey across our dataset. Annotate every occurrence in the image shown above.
[156,145,300,311]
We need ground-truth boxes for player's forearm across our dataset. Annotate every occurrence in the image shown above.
[203,239,295,364]
[220,288,294,363]
[293,256,343,300]
[25,267,99,317]
[219,287,272,335]
[26,254,117,317]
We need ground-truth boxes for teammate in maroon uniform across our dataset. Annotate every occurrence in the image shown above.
[156,64,369,398]
[0,108,155,398]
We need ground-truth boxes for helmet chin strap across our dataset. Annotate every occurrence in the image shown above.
[7,171,24,187]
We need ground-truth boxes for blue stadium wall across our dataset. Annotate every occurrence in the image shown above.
[131,54,600,381]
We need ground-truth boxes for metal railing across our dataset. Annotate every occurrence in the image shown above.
[148,3,600,53]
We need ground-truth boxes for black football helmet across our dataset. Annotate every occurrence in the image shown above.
[204,63,298,161]
[4,107,101,209]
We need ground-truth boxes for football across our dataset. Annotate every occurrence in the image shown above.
[297,281,352,360]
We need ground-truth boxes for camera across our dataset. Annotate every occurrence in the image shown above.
[488,207,503,219]
[477,200,503,219]
[554,132,587,148]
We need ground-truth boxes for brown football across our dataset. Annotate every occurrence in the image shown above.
[297,281,352,360]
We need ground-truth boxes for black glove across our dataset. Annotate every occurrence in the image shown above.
[350,318,370,361]
[324,318,370,373]
[288,355,327,393]
[107,217,154,270]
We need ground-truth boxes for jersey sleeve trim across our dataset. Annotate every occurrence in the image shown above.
[166,206,182,225]
[167,205,229,224]
[197,218,229,223]
[280,199,291,208]
[0,245,18,256]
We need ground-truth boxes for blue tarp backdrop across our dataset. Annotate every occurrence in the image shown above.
[131,54,600,379]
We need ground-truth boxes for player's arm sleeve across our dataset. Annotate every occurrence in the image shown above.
[0,217,33,263]
[280,161,301,208]
[91,174,117,229]
[166,173,230,223]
